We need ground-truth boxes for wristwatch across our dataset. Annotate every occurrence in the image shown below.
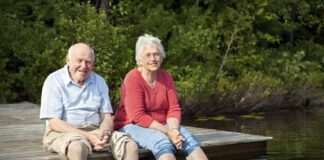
[103,130,112,136]
[103,130,113,142]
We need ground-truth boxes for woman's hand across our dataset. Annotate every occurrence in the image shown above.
[167,129,185,150]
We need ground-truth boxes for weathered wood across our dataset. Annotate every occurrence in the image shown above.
[0,102,272,159]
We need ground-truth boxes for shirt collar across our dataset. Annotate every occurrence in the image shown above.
[63,65,94,87]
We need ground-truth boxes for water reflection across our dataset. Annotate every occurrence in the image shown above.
[182,107,324,160]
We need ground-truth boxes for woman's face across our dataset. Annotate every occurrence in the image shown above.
[140,43,163,72]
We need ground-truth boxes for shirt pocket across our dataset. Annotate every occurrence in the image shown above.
[62,96,79,109]
[86,95,102,111]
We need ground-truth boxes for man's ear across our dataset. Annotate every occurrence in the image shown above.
[66,56,69,64]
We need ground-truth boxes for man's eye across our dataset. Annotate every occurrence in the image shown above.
[86,61,92,65]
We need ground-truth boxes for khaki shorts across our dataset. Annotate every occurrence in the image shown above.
[43,126,132,160]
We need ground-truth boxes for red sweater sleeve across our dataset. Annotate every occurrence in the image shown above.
[165,74,181,121]
[123,73,154,128]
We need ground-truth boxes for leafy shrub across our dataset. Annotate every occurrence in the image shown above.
[1,0,324,115]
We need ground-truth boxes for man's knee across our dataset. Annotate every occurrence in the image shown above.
[67,140,89,156]
[126,140,138,153]
[123,141,139,160]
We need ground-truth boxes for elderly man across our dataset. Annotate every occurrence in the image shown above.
[40,43,138,160]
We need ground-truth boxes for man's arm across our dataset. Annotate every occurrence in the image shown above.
[99,113,114,131]
[92,113,114,150]
[48,118,86,133]
[48,118,107,150]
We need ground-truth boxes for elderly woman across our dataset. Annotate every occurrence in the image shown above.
[114,34,208,160]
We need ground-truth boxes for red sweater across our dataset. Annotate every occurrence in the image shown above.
[114,68,181,130]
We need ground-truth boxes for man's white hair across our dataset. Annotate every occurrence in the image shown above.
[135,34,165,65]
[67,43,95,61]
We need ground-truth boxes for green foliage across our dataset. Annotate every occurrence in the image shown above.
[1,0,324,114]
[0,0,133,105]
[212,71,286,112]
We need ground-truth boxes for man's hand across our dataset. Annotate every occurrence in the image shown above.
[167,129,185,150]
[47,118,113,151]
[86,131,110,151]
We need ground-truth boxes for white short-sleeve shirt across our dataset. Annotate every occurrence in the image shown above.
[40,66,113,127]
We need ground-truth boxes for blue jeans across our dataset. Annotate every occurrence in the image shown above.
[119,124,199,159]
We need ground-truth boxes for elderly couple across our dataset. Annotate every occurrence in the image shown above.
[40,34,208,160]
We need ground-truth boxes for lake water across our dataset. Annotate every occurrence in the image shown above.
[182,107,324,160]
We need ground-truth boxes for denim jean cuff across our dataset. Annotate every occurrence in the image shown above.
[155,148,175,159]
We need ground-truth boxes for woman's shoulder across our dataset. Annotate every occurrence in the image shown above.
[125,68,141,79]
[158,69,173,81]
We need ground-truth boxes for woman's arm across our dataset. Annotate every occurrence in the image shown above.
[149,120,169,134]
[123,74,155,127]
[165,74,184,149]
[166,75,181,124]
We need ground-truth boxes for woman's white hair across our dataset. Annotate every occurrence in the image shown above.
[135,34,165,65]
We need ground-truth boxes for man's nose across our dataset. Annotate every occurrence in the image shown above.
[81,61,87,68]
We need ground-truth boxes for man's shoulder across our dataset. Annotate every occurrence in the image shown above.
[45,67,66,81]
[89,72,109,89]
[90,71,106,82]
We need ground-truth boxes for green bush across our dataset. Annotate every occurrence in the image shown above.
[1,0,324,114]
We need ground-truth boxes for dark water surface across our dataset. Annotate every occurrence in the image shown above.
[182,107,324,160]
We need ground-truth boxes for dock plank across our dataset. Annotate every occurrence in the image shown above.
[0,102,272,160]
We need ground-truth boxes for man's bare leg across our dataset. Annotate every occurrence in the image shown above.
[123,141,139,160]
[67,140,89,160]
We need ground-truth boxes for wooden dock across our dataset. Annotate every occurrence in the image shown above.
[0,102,272,160]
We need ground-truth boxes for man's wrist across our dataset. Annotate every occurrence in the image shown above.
[103,129,113,136]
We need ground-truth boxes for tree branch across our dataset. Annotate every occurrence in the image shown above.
[217,3,245,77]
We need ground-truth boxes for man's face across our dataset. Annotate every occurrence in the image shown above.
[66,45,94,85]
